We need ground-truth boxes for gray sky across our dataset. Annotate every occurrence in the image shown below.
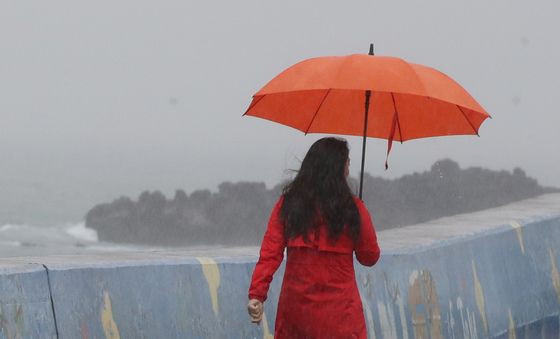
[1,1,559,222]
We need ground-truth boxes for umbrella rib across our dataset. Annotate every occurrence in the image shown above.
[304,89,331,135]
[456,104,480,136]
[242,95,266,116]
[390,93,404,142]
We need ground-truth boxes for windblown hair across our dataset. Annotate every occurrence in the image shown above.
[280,137,361,242]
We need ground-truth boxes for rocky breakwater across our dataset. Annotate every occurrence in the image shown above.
[85,159,559,246]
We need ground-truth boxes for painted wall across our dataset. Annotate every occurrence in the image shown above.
[1,214,559,338]
[357,215,560,339]
[0,264,56,339]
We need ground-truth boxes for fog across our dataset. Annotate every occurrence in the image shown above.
[1,1,559,231]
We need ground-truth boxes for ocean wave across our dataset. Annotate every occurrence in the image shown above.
[0,221,98,243]
[64,222,99,242]
[0,224,28,232]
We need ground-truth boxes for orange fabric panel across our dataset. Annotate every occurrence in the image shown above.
[245,53,490,144]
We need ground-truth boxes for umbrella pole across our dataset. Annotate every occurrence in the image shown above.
[359,90,371,199]
[359,44,375,199]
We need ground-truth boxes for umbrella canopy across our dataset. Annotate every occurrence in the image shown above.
[244,46,491,197]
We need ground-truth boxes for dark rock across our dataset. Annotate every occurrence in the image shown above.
[85,160,557,246]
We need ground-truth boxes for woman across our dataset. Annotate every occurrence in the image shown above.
[247,137,381,338]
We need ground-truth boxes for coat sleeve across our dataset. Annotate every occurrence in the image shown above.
[248,197,287,302]
[354,198,381,267]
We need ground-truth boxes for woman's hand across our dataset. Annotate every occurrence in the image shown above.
[247,299,263,324]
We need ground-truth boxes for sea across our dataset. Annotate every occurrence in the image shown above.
[0,221,153,257]
[0,152,212,258]
[0,221,262,258]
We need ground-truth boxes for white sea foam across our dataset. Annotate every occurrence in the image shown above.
[0,224,26,232]
[65,222,98,242]
[0,221,105,256]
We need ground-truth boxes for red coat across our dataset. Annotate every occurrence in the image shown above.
[249,197,380,338]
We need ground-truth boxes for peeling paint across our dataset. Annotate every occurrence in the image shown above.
[196,257,221,316]
[471,261,488,335]
[101,291,121,339]
[361,297,376,339]
[409,270,419,286]
[467,309,479,339]
[380,276,398,338]
[81,321,90,339]
[0,303,24,339]
[396,288,409,339]
[377,302,397,338]
[508,309,516,339]
[457,298,479,339]
[447,301,455,339]
[13,304,23,339]
[509,221,525,254]
[549,249,560,304]
[361,272,375,299]
[0,304,13,339]
[408,270,442,339]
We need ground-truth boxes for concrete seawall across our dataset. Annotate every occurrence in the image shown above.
[1,194,560,338]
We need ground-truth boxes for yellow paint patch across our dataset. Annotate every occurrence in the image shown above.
[101,291,121,339]
[261,311,274,339]
[509,221,525,254]
[408,270,442,339]
[196,257,221,316]
[549,249,560,304]
[472,261,488,334]
[363,301,377,339]
[508,309,516,339]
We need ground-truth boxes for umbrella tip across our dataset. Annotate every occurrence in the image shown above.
[369,43,374,55]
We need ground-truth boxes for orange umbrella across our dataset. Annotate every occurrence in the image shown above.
[244,45,491,198]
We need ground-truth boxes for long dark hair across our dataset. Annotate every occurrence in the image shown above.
[280,137,361,242]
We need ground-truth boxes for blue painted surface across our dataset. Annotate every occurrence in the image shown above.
[0,264,56,339]
[356,215,560,339]
[46,257,286,339]
[0,214,559,338]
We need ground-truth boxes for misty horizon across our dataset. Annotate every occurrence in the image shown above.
[1,154,555,227]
